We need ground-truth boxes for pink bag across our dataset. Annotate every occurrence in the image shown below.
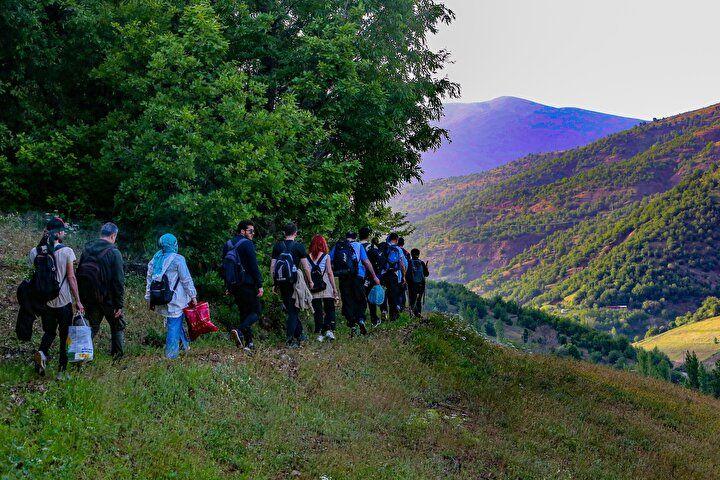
[183,302,218,341]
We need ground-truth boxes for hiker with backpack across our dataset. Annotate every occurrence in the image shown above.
[77,222,125,359]
[144,234,197,359]
[330,231,380,336]
[27,217,84,378]
[378,233,407,322]
[407,248,430,317]
[221,220,263,351]
[398,237,411,311]
[308,234,338,341]
[271,223,314,347]
[359,228,383,326]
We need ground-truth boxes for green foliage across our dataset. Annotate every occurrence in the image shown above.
[0,0,458,267]
[484,321,496,337]
[685,351,700,389]
[674,296,720,327]
[636,347,672,381]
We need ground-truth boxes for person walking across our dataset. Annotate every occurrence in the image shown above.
[271,223,314,347]
[359,227,383,326]
[145,234,197,359]
[330,231,380,336]
[398,237,411,311]
[407,248,430,317]
[222,220,263,351]
[379,233,407,322]
[77,222,125,359]
[28,217,84,378]
[308,235,338,341]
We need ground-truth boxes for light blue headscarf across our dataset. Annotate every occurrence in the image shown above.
[152,233,178,277]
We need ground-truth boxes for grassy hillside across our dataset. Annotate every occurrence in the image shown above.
[3,217,720,478]
[635,316,720,365]
[394,103,720,286]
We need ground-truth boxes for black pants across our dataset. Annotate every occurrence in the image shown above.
[86,303,125,358]
[232,285,261,343]
[312,298,336,333]
[408,283,425,316]
[382,272,403,321]
[39,304,73,372]
[338,276,367,328]
[279,284,302,341]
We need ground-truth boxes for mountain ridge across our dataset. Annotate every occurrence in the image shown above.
[421,96,643,179]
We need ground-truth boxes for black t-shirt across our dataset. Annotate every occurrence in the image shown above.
[271,240,307,267]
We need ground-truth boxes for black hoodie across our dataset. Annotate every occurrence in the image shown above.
[80,239,125,309]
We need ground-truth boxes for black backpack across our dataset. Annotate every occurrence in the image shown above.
[31,244,67,303]
[149,265,181,307]
[273,242,298,286]
[77,247,113,304]
[409,259,425,284]
[221,238,249,289]
[332,240,358,278]
[365,244,382,277]
[308,254,328,293]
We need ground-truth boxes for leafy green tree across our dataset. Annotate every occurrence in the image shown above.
[685,351,700,389]
[494,319,505,340]
[0,0,459,266]
[522,328,529,343]
[484,321,496,337]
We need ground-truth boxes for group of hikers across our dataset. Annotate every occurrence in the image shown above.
[22,217,429,377]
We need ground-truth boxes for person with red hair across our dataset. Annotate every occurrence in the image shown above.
[308,234,338,341]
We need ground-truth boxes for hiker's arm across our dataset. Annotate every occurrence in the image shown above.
[66,261,84,314]
[423,262,429,277]
[269,259,276,281]
[244,242,263,289]
[144,261,152,306]
[362,259,380,284]
[300,258,314,289]
[326,259,338,298]
[111,249,125,314]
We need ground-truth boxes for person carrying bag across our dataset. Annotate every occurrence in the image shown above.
[144,234,198,359]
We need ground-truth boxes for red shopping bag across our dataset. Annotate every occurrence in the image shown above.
[183,302,218,341]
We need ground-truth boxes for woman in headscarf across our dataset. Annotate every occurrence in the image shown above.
[144,233,197,359]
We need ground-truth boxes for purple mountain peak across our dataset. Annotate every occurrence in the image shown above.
[423,97,643,179]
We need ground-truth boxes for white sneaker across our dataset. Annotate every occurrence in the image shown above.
[324,330,336,341]
[316,335,325,342]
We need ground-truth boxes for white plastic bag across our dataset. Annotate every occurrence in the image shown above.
[67,313,94,363]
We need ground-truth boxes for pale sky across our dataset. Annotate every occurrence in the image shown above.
[430,0,720,119]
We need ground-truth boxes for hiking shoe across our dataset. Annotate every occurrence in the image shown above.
[358,320,368,335]
[230,329,244,349]
[55,371,70,381]
[316,334,325,342]
[34,351,47,377]
[299,333,308,342]
[287,339,300,349]
[324,330,336,341]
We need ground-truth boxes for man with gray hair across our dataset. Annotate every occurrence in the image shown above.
[77,222,126,358]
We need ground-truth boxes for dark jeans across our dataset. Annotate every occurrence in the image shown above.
[232,284,261,343]
[338,275,366,328]
[39,303,73,372]
[86,303,125,359]
[312,297,336,333]
[382,272,403,321]
[408,283,425,316]
[279,284,302,341]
